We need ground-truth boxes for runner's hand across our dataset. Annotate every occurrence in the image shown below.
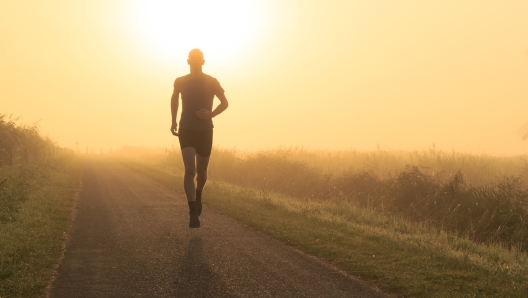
[196,108,214,120]
[170,123,178,136]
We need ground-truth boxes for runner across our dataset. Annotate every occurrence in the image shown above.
[170,49,229,228]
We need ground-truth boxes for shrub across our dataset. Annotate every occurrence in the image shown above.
[0,114,54,166]
[162,146,528,250]
[335,167,528,249]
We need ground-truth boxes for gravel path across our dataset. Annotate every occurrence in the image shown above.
[49,159,390,297]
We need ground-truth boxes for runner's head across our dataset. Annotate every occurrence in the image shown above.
[188,49,205,67]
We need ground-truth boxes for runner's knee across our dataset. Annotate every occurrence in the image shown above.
[184,168,196,178]
[197,169,207,179]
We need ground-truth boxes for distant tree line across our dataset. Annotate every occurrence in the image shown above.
[0,114,55,166]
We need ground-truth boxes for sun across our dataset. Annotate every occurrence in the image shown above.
[130,0,266,65]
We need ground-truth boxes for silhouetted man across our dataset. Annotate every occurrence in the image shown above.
[171,49,229,228]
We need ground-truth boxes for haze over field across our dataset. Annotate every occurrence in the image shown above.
[2,1,528,155]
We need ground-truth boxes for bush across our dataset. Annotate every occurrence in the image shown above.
[335,166,528,249]
[0,114,54,166]
[162,146,528,250]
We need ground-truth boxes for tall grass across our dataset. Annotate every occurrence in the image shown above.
[0,153,80,297]
[335,166,528,249]
[0,114,80,296]
[0,165,32,223]
[157,146,528,250]
[0,114,61,224]
[0,114,55,166]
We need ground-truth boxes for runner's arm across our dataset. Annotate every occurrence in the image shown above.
[170,85,180,136]
[196,92,229,120]
[212,92,229,118]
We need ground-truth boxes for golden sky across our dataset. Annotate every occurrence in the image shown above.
[2,1,528,155]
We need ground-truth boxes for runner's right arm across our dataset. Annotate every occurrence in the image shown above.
[170,80,180,136]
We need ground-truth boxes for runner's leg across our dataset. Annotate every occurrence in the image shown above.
[181,147,197,202]
[181,147,200,227]
[195,154,210,216]
[196,154,210,192]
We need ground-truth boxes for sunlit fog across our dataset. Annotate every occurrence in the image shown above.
[2,0,528,155]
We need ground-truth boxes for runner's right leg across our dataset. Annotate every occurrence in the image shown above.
[181,147,200,228]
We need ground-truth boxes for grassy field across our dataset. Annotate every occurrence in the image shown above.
[0,154,81,297]
[0,115,82,297]
[117,147,528,297]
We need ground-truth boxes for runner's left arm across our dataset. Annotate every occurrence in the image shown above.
[196,92,229,120]
[211,92,229,118]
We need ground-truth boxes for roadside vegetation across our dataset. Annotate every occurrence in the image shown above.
[117,146,528,297]
[0,115,81,297]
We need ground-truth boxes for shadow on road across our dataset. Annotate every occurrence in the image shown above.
[175,236,231,297]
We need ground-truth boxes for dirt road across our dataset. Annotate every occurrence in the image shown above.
[50,159,389,297]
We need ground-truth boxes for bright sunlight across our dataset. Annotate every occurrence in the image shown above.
[131,0,266,64]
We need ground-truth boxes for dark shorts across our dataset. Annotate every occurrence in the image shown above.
[178,129,213,157]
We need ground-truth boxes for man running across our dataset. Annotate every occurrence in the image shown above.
[170,49,229,228]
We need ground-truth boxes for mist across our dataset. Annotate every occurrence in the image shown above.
[2,1,528,155]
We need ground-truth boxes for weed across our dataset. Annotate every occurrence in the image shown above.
[156,147,528,250]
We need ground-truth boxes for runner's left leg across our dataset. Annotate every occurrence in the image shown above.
[181,147,200,227]
[196,154,210,192]
[181,147,197,202]
[195,154,210,216]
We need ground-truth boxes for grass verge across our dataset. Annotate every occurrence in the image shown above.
[0,155,81,297]
[120,159,528,297]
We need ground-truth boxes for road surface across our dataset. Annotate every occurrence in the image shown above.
[50,159,390,297]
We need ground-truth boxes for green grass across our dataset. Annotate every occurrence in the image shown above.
[0,155,81,297]
[120,158,528,297]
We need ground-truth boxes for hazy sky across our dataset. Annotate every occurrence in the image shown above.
[2,1,528,155]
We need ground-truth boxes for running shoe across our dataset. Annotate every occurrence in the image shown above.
[189,212,200,228]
